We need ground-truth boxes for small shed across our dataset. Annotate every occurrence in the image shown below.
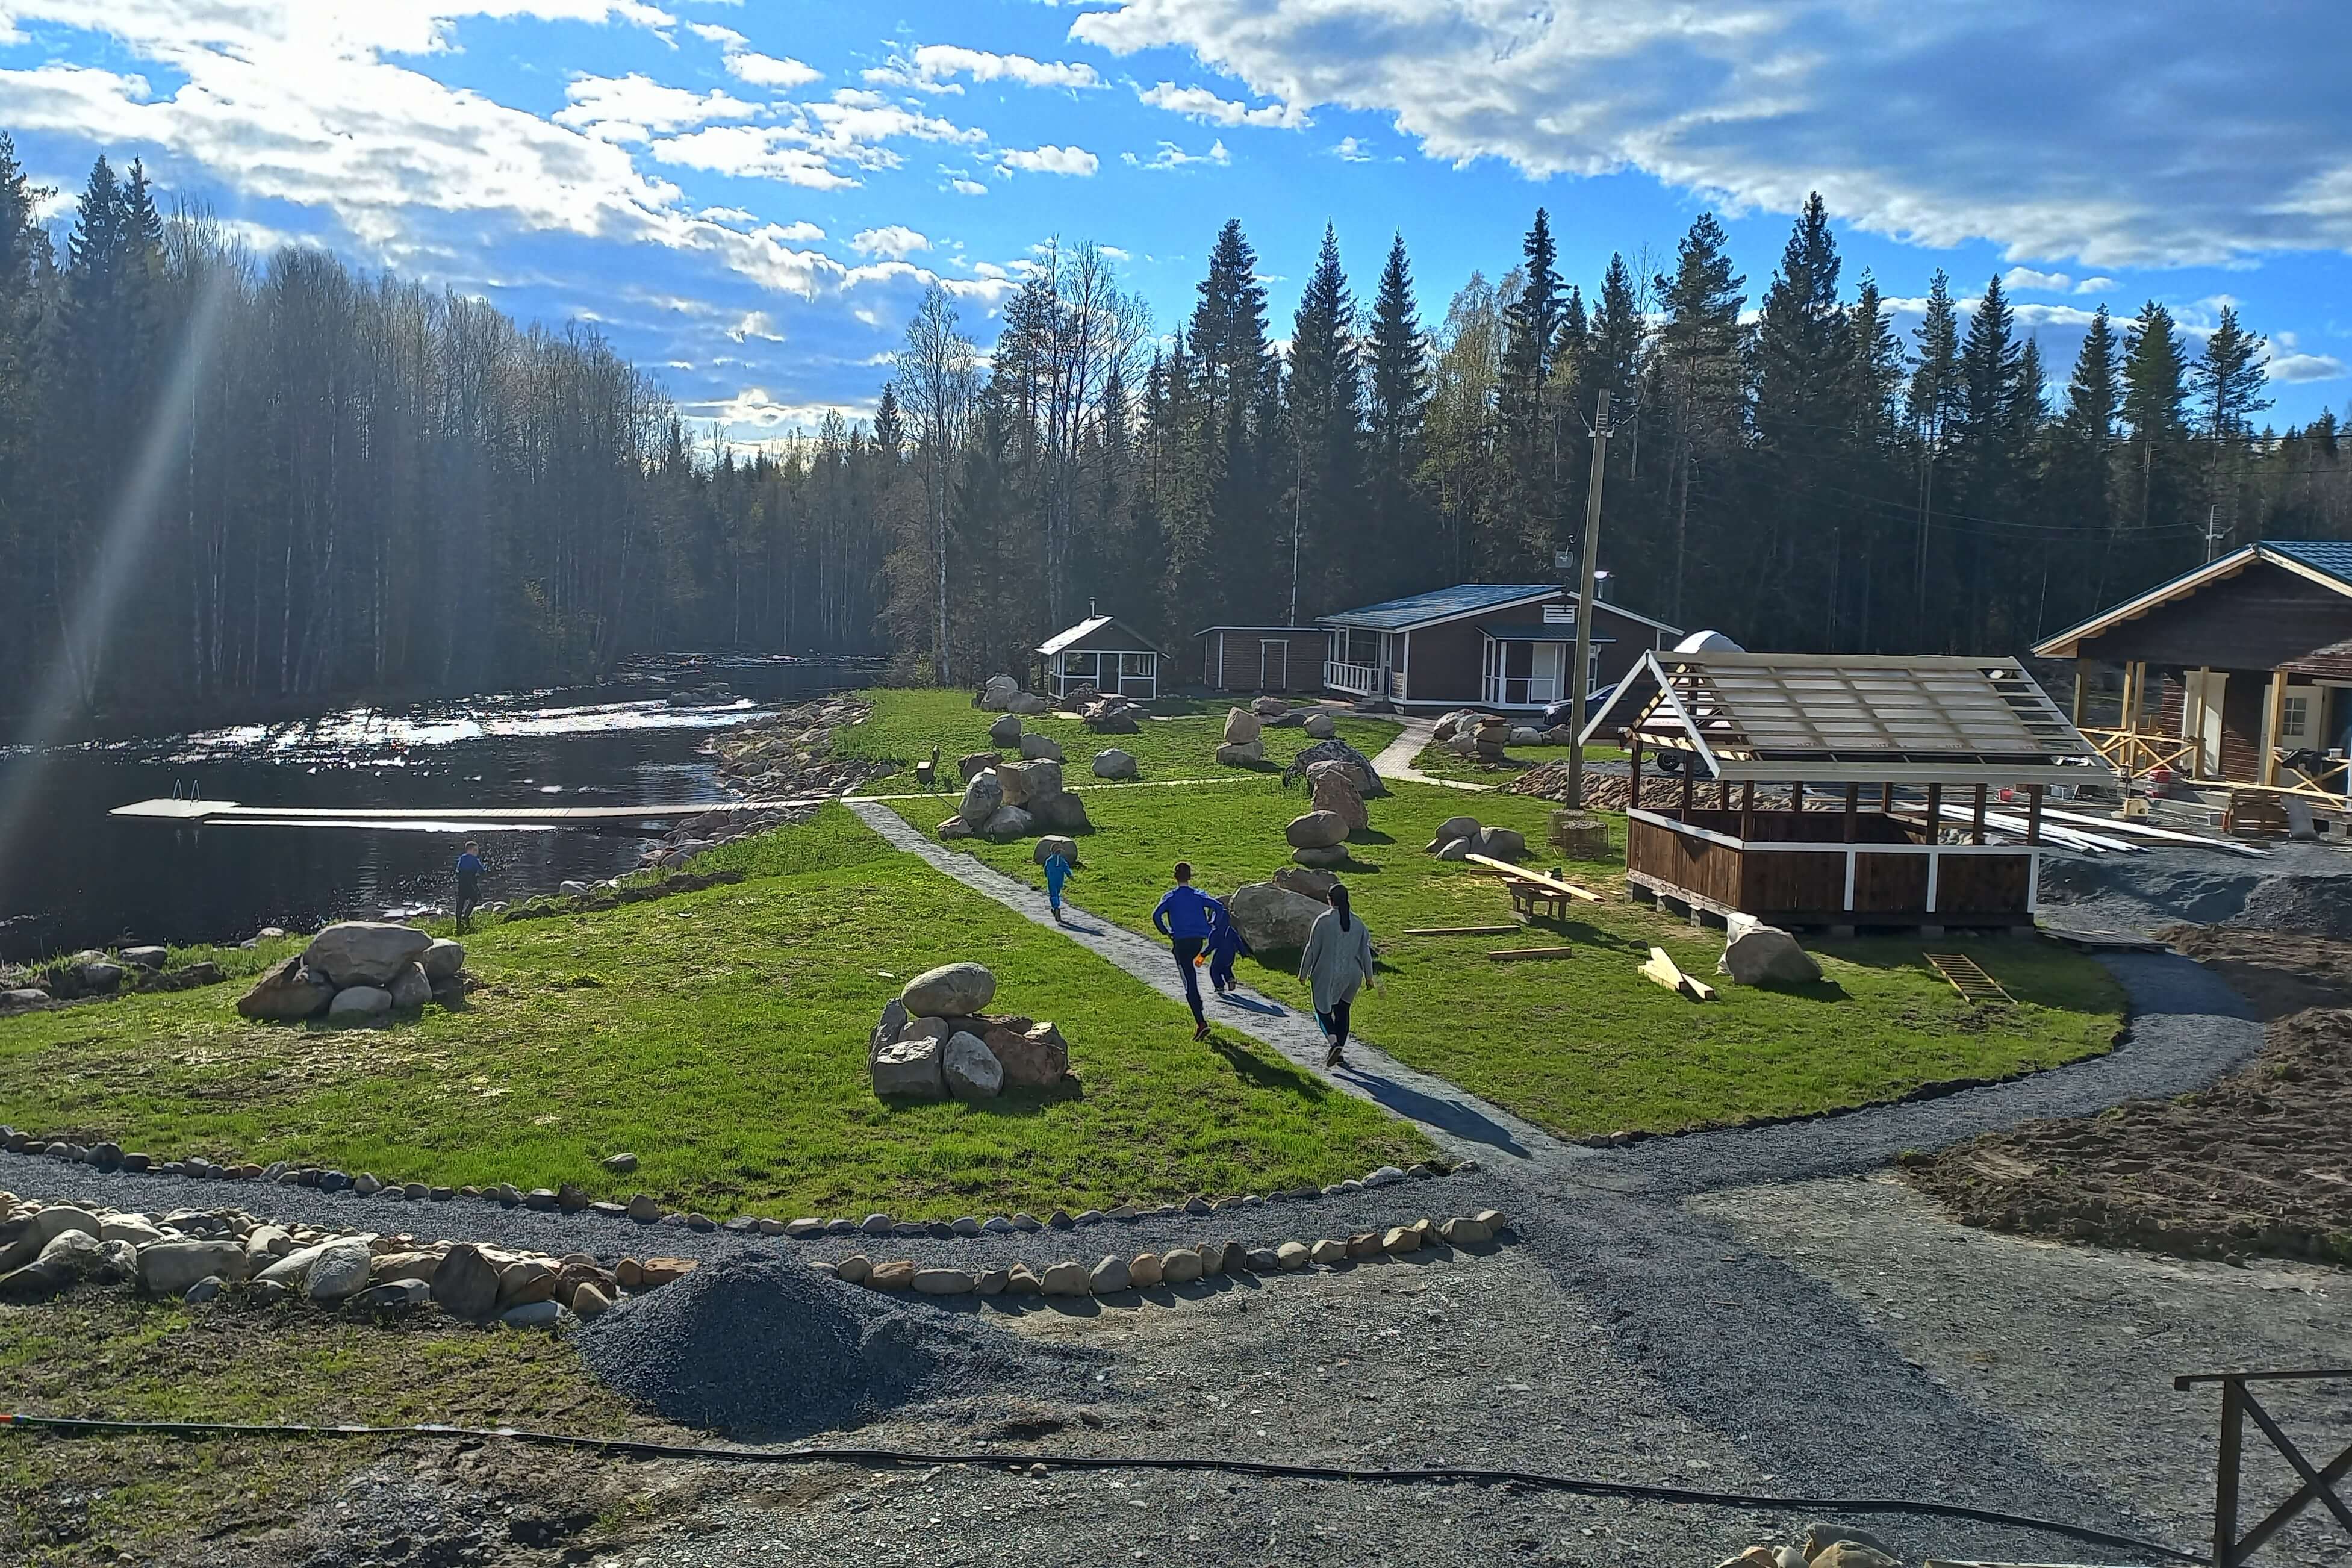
[1036,612,1165,702]
[1582,651,2115,933]
[1194,626,1326,694]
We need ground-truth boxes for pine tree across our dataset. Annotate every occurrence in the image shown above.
[2191,306,2271,558]
[1749,193,1851,646]
[2050,305,2121,607]
[1497,208,1566,565]
[1903,270,1962,627]
[1284,222,1362,615]
[2121,300,2193,563]
[1186,219,1278,621]
[1840,275,1908,649]
[1653,214,1744,625]
[1363,231,1428,599]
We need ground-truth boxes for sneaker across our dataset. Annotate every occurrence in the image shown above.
[1193,1021,1212,1042]
[1324,1044,1344,1068]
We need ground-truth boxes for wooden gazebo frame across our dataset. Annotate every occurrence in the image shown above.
[1580,652,2117,933]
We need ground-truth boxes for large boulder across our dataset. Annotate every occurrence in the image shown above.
[1717,914,1824,986]
[137,1240,251,1296]
[0,1207,101,1272]
[1223,707,1263,745]
[387,963,433,1011]
[981,804,1035,840]
[1475,826,1528,862]
[1292,846,1350,869]
[1308,767,1368,833]
[1086,706,1139,735]
[327,986,394,1024]
[943,1031,1005,1101]
[978,674,1021,711]
[1018,732,1065,762]
[870,998,909,1062]
[1270,866,1338,903]
[304,922,432,988]
[982,1019,1069,1087]
[957,751,1000,783]
[1005,694,1050,716]
[988,713,1024,747]
[420,938,466,982]
[1250,696,1289,718]
[1,1231,135,1301]
[1225,882,1328,952]
[872,1037,947,1100]
[1280,738,1386,796]
[1015,758,1064,801]
[303,1238,375,1304]
[1435,814,1482,846]
[1030,792,1090,833]
[1301,712,1337,739]
[1215,740,1265,767]
[903,962,997,1016]
[235,955,335,1022]
[431,1242,501,1320]
[994,761,1034,807]
[1092,748,1137,780]
[1033,836,1082,867]
[958,771,1004,829]
[1286,811,1349,850]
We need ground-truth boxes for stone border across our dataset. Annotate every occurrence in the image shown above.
[0,1133,1465,1236]
[818,1209,1514,1301]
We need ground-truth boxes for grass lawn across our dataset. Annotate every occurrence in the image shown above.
[890,779,2127,1141]
[0,807,1425,1216]
[0,1293,674,1562]
[834,686,1402,789]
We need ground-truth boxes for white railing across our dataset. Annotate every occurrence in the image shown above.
[1325,659,1381,695]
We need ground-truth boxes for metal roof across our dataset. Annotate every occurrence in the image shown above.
[1192,624,1324,636]
[1317,583,1560,631]
[1482,623,1614,644]
[1036,615,1164,656]
[1580,650,2117,786]
[2033,541,2352,658]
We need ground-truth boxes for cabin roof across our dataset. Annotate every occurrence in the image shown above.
[1581,650,2116,786]
[2033,541,2352,658]
[1036,615,1165,657]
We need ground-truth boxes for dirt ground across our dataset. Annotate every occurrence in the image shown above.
[1904,925,2352,1267]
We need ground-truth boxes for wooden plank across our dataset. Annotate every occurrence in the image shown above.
[1487,946,1576,961]
[1402,926,1522,936]
[1463,853,1601,901]
[1638,945,1717,1001]
[2036,803,2271,857]
[1925,952,2015,1004]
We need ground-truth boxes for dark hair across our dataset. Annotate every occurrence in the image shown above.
[1174,862,1192,882]
[1331,882,1352,932]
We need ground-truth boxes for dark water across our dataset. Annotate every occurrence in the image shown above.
[0,655,877,961]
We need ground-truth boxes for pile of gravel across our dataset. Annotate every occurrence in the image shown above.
[577,1257,1110,1437]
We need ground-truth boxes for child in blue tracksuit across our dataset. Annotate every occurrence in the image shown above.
[1204,900,1251,996]
[1043,848,1075,922]
[1151,862,1222,1040]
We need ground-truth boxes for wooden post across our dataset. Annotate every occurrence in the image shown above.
[1627,735,1643,810]
[2262,668,2288,786]
[1926,782,1942,842]
[1791,780,1805,813]
[1881,782,1895,815]
[2070,665,2086,726]
[2122,660,2143,792]
[1971,783,1987,845]
[2186,666,2210,779]
[2025,783,2044,845]
[1740,781,1755,841]
[1843,782,1859,842]
[1680,763,1694,815]
[1720,776,1732,811]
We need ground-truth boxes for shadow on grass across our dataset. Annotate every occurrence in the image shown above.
[1210,1036,1328,1101]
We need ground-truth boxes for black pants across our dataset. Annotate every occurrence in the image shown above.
[456,877,481,932]
[1171,936,1207,1024]
[1316,998,1352,1049]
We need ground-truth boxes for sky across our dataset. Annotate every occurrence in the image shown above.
[2,0,2350,449]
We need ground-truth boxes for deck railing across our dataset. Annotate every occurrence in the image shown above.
[1325,661,1404,701]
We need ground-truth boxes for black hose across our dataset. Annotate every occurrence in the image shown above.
[1,1412,2203,1563]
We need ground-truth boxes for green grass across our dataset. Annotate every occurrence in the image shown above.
[0,1293,666,1563]
[0,806,1425,1216]
[890,778,2127,1141]
[833,686,1402,788]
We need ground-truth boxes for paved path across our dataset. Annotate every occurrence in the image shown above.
[1369,715,1492,791]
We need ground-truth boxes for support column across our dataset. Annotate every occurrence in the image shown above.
[2070,665,2086,726]
[1925,782,1942,842]
[2262,668,2288,787]
[2187,666,2212,780]
[1681,764,1695,815]
[1628,736,1643,810]
[2026,783,2044,846]
[1843,782,1859,843]
[1971,783,1988,845]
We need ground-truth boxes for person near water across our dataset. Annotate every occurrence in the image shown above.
[455,841,486,933]
[1042,845,1076,923]
[1204,897,1251,995]
[1298,882,1375,1068]
[1151,862,1222,1040]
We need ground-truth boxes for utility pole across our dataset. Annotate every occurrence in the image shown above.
[1566,387,1611,810]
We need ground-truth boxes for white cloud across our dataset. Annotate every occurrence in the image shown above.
[1073,0,2352,267]
[995,144,1100,176]
[555,72,759,136]
[851,225,931,259]
[687,23,745,47]
[949,175,988,196]
[1332,135,1373,162]
[1122,138,1229,171]
[865,45,1103,94]
[2269,352,2348,384]
[727,310,785,343]
[651,126,856,189]
[2000,266,2070,293]
[1134,79,1308,129]
[723,51,821,90]
[2074,275,2118,294]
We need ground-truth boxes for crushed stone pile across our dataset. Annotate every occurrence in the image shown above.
[1502,765,1685,810]
[576,1257,1110,1437]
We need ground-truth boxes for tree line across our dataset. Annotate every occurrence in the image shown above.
[6,128,2348,723]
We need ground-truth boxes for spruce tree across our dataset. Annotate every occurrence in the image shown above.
[2121,300,2192,557]
[1749,193,1851,645]
[1654,214,1744,625]
[1284,222,1361,614]
[1497,209,1566,565]
[1364,232,1430,599]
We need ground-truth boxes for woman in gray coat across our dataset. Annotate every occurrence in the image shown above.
[1298,883,1375,1068]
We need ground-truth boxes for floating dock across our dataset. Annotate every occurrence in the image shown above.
[110,797,825,829]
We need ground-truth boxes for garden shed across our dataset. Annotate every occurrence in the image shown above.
[1581,650,2115,933]
[1193,625,1328,694]
[1036,612,1165,702]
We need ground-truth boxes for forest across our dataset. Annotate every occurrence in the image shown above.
[2,129,2348,720]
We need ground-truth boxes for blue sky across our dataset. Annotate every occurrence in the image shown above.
[4,0,2349,446]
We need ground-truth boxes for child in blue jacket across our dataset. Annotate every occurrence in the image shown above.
[1204,900,1252,995]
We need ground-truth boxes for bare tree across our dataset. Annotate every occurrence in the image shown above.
[892,284,978,684]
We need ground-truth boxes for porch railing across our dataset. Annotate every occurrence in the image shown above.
[1324,660,1380,696]
[2079,725,2198,777]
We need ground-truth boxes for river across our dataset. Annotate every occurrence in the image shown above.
[0,655,879,962]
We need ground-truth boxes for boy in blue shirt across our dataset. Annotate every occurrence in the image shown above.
[1204,898,1251,997]
[1042,846,1075,923]
[455,841,485,933]
[1151,862,1222,1041]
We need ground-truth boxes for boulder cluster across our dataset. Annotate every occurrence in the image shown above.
[1424,814,1529,862]
[708,695,890,797]
[1717,1525,1915,1568]
[1432,709,1573,761]
[940,724,1092,842]
[235,922,468,1025]
[1222,880,1332,952]
[1284,758,1374,868]
[636,801,814,875]
[0,1188,676,1326]
[1215,705,1268,765]
[1,944,226,1013]
[974,673,1050,716]
[868,962,1071,1103]
[1057,684,1146,733]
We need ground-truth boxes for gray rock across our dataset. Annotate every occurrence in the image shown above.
[943,1031,1004,1100]
[0,988,51,1010]
[988,713,1024,747]
[78,960,126,992]
[1434,837,1473,862]
[1033,835,1082,867]
[1092,748,1137,780]
[98,1213,163,1246]
[1223,708,1263,745]
[387,962,432,1011]
[1089,1255,1132,1293]
[138,1240,251,1296]
[249,1278,290,1304]
[957,770,1005,830]
[1301,712,1336,739]
[901,961,997,1016]
[326,985,394,1022]
[303,922,433,988]
[978,674,1021,711]
[1028,791,1091,833]
[912,1267,975,1295]
[980,804,1034,839]
[1717,913,1824,986]
[420,938,466,982]
[0,1230,136,1299]
[1475,826,1528,860]
[603,1151,639,1174]
[872,1034,947,1101]
[1040,1260,1091,1296]
[184,1275,225,1304]
[431,1243,501,1320]
[348,1279,432,1312]
[0,1206,101,1272]
[1215,739,1265,766]
[120,945,169,970]
[500,1300,562,1328]
[870,997,910,1062]
[1285,810,1349,850]
[1224,882,1328,951]
[1018,733,1065,762]
[1291,845,1350,869]
[303,1239,374,1303]
[235,955,335,1022]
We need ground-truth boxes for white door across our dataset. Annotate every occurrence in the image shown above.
[2186,670,2226,776]
[1531,642,1566,705]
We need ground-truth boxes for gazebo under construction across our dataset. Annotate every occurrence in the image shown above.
[1580,652,2117,934]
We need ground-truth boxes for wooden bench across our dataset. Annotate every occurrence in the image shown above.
[1506,880,1570,923]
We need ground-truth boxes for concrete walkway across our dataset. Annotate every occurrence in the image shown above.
[1368,715,1492,791]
